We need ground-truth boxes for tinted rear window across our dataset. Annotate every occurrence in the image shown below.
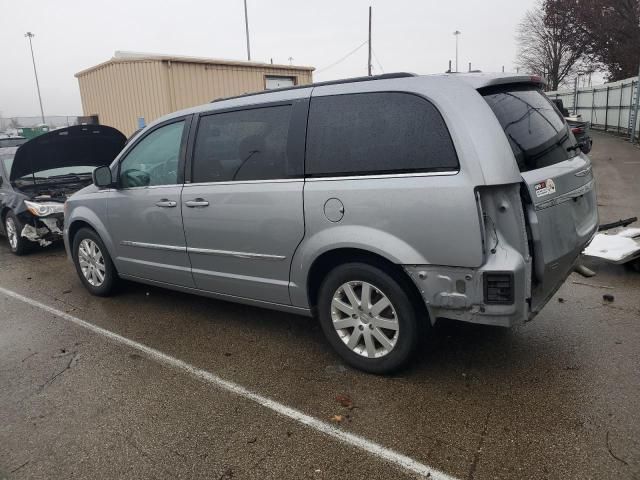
[482,86,577,172]
[306,92,459,177]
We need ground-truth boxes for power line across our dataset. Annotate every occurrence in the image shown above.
[372,48,385,74]
[316,40,368,74]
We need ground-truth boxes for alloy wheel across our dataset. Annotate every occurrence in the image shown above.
[78,239,106,286]
[5,217,18,250]
[330,281,399,358]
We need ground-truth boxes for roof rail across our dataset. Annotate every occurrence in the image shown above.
[210,72,417,103]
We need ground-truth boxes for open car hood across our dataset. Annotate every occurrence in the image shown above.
[10,125,126,181]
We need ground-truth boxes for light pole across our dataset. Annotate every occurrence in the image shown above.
[453,30,461,73]
[243,0,251,61]
[368,6,372,76]
[25,32,45,124]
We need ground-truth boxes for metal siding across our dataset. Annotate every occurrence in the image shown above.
[165,61,313,110]
[79,57,311,136]
[77,61,170,136]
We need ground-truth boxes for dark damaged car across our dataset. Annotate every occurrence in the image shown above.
[0,125,125,254]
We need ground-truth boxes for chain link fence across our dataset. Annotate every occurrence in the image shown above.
[0,116,82,133]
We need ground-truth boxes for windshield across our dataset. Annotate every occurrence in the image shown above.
[482,86,577,172]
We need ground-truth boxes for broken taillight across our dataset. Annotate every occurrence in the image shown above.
[484,272,514,304]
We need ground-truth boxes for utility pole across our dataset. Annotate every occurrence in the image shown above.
[453,30,461,73]
[25,32,45,124]
[573,75,579,116]
[368,6,372,76]
[243,0,251,61]
[630,61,640,144]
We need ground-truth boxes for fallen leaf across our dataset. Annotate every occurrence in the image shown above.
[330,415,344,423]
[335,394,353,409]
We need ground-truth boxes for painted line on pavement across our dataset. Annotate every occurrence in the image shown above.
[0,285,459,480]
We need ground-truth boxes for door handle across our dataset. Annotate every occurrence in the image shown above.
[155,199,177,208]
[185,198,210,208]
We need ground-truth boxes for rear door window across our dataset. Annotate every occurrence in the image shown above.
[481,86,577,172]
[192,105,293,183]
[305,92,459,177]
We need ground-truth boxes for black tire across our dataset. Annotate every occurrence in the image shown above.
[72,227,118,296]
[317,262,424,374]
[4,211,31,255]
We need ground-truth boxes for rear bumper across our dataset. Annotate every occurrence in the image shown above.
[405,245,532,328]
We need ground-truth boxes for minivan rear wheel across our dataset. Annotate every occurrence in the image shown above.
[317,262,421,374]
[72,228,117,296]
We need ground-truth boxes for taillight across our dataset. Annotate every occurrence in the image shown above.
[571,127,584,134]
[484,273,514,304]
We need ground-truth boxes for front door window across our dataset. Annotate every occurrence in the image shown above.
[119,121,185,188]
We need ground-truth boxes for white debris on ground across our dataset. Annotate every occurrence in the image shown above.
[21,224,52,247]
[583,228,640,264]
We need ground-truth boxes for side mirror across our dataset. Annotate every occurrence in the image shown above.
[93,166,113,188]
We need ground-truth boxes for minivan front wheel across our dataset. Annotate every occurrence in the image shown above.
[318,263,421,374]
[72,228,117,296]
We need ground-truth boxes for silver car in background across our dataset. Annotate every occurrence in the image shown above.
[64,72,598,373]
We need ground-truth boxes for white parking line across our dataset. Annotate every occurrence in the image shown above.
[0,285,459,480]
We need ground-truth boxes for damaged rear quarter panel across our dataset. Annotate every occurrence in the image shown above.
[404,184,533,327]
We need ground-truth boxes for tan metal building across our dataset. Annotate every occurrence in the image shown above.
[75,52,314,136]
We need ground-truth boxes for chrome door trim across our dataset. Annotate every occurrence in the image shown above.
[186,247,286,261]
[120,240,186,252]
[116,183,184,191]
[183,178,303,187]
[304,170,459,182]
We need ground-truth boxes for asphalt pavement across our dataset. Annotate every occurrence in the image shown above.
[1,131,639,479]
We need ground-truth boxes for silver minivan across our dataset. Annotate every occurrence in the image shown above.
[64,73,598,373]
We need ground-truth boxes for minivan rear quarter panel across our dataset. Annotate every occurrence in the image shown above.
[290,78,525,310]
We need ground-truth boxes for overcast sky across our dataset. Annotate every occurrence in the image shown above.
[0,0,537,118]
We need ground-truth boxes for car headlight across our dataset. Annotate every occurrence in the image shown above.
[24,200,65,217]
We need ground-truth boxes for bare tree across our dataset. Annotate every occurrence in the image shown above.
[516,1,587,90]
[574,0,640,81]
